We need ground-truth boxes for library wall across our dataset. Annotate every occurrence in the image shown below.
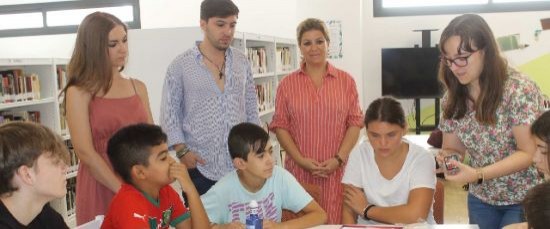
[361,5,550,115]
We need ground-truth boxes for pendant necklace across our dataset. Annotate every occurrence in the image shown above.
[198,46,226,79]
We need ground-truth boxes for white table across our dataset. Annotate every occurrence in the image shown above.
[403,134,440,156]
[309,225,479,229]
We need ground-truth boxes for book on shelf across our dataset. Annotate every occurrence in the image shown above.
[276,47,293,72]
[255,80,275,113]
[247,47,268,74]
[0,110,41,124]
[64,139,78,169]
[65,177,77,216]
[57,66,67,92]
[0,69,41,104]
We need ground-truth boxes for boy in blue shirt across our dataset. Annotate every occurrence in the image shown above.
[101,124,209,229]
[201,122,327,228]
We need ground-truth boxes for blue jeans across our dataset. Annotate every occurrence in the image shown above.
[468,193,524,229]
[182,168,216,206]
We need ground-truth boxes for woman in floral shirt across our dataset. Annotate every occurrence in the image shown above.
[436,14,544,229]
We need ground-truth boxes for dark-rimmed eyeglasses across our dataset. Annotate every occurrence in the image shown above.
[441,50,478,68]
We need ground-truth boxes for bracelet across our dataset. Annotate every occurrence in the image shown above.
[363,204,376,221]
[334,154,344,167]
[476,168,484,185]
[176,145,190,159]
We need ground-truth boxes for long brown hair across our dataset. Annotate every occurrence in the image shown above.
[60,12,127,105]
[438,14,508,125]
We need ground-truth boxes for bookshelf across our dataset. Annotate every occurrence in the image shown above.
[0,58,77,227]
[237,34,298,166]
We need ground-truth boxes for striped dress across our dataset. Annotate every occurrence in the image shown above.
[270,62,364,223]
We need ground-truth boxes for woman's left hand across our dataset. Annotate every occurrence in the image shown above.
[343,184,368,215]
[443,159,478,183]
[317,157,340,177]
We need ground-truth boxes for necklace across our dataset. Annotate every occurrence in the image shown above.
[198,46,226,79]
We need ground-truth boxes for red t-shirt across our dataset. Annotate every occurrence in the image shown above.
[101,184,189,229]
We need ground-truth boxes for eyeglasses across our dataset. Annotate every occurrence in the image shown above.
[440,50,478,68]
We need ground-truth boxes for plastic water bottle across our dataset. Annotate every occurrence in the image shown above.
[246,200,262,229]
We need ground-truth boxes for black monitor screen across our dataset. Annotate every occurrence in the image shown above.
[381,47,443,99]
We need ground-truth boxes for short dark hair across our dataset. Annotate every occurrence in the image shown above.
[107,123,167,184]
[523,181,550,229]
[531,110,550,169]
[228,122,269,161]
[364,96,406,129]
[200,0,239,21]
[0,122,69,196]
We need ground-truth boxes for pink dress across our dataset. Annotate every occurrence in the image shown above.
[270,63,364,223]
[75,83,149,225]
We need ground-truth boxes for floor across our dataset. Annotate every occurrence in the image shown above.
[442,179,469,224]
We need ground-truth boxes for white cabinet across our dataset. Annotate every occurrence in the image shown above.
[0,58,77,227]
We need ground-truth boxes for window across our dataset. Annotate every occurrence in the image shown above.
[0,0,140,37]
[374,0,550,17]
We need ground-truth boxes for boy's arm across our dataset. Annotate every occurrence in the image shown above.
[264,200,327,229]
[170,159,210,229]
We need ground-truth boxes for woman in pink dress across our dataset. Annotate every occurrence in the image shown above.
[60,12,153,225]
[270,18,364,223]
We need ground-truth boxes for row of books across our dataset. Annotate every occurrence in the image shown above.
[0,110,41,124]
[57,66,67,91]
[276,47,294,72]
[65,177,77,217]
[0,69,41,104]
[248,47,268,75]
[59,103,68,135]
[64,139,79,169]
[256,80,275,113]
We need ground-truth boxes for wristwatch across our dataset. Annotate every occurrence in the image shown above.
[176,145,190,159]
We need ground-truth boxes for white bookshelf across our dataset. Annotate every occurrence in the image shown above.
[0,58,77,227]
[240,34,299,166]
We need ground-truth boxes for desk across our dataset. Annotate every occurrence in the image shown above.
[403,134,439,156]
[310,225,479,229]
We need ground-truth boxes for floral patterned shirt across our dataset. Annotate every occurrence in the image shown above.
[439,68,544,205]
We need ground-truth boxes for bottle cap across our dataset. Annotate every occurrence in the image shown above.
[249,200,258,208]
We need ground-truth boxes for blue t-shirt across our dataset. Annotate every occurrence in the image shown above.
[200,166,312,224]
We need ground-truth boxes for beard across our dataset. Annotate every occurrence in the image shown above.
[205,29,231,51]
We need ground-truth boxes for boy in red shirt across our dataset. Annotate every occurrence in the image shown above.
[101,124,209,229]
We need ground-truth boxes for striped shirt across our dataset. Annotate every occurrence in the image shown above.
[270,62,364,223]
[161,45,260,181]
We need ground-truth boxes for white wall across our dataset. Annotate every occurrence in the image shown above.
[139,0,296,38]
[362,4,550,110]
[296,0,364,107]
[0,0,297,58]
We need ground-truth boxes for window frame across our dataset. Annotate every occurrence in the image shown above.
[373,0,550,17]
[0,0,140,37]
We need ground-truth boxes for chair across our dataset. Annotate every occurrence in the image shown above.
[433,179,445,224]
[76,215,104,229]
[281,182,322,221]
